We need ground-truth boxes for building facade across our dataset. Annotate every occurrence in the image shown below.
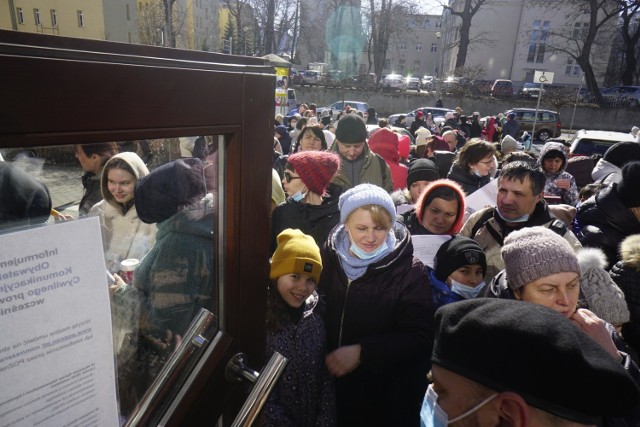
[441,0,618,86]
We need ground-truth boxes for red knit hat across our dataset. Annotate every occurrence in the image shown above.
[287,151,341,195]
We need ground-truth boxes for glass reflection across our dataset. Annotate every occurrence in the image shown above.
[0,136,220,420]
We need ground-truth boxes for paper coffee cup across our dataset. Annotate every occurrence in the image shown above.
[120,259,140,284]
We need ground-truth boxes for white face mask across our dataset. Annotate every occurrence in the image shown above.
[450,280,486,299]
[420,384,497,426]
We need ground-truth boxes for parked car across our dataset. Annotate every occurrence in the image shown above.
[519,82,544,99]
[351,73,377,90]
[405,77,421,92]
[491,79,514,98]
[568,129,637,157]
[388,107,453,130]
[324,70,346,88]
[290,68,303,86]
[420,75,435,91]
[318,100,370,121]
[506,108,562,142]
[471,79,493,96]
[379,73,405,92]
[599,86,640,108]
[302,70,323,86]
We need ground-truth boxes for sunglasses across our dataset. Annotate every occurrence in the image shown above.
[284,172,301,183]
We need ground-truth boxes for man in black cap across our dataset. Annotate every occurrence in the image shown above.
[576,161,640,269]
[422,299,639,426]
[329,113,393,192]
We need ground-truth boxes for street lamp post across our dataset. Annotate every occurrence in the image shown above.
[434,32,441,79]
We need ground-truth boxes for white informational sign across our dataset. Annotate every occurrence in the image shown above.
[411,235,452,268]
[465,179,498,216]
[534,70,554,84]
[0,218,119,427]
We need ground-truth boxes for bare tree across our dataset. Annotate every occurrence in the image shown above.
[138,0,188,48]
[540,0,623,103]
[440,0,498,72]
[618,0,640,85]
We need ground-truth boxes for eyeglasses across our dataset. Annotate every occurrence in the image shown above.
[478,159,494,165]
[284,172,301,183]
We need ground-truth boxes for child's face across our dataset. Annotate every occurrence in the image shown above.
[277,273,316,308]
[448,264,484,287]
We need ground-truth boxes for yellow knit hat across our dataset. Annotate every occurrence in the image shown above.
[270,229,322,283]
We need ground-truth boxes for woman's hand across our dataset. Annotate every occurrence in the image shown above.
[326,344,361,377]
[109,273,127,296]
[570,309,622,361]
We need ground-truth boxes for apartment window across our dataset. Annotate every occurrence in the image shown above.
[16,7,24,24]
[34,9,41,26]
[77,10,84,27]
[384,59,390,70]
[414,60,421,71]
[431,43,437,52]
[126,4,130,20]
[128,32,132,43]
[565,58,582,76]
[527,20,549,63]
[573,22,589,40]
[51,9,57,27]
[424,19,430,29]
[416,42,422,52]
[400,43,407,51]
[399,58,405,68]
[435,21,442,28]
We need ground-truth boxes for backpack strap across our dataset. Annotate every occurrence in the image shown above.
[470,208,496,239]
[547,219,568,237]
[377,154,388,183]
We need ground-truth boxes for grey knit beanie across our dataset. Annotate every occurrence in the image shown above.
[502,226,580,290]
[577,248,630,327]
[339,183,396,224]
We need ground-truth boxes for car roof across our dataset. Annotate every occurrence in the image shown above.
[572,130,637,142]
[507,108,558,113]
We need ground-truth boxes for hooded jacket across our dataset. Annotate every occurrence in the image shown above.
[318,222,434,426]
[537,142,579,206]
[368,128,408,191]
[611,235,640,357]
[90,152,156,272]
[591,158,622,184]
[263,292,336,426]
[270,184,342,254]
[399,179,466,236]
[328,141,393,193]
[575,184,640,269]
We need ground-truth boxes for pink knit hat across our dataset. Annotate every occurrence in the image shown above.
[287,151,340,195]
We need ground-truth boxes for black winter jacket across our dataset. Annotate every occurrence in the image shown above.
[575,185,640,268]
[447,164,491,196]
[611,261,640,358]
[318,223,434,426]
[270,184,342,254]
[399,208,431,235]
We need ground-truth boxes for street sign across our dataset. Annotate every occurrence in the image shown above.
[534,70,554,84]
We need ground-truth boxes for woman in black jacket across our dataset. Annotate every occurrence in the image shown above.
[319,183,434,426]
[447,138,496,195]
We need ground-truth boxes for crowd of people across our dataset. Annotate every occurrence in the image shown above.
[267,102,640,425]
[2,98,640,425]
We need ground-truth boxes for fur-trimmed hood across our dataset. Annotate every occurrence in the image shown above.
[620,234,640,270]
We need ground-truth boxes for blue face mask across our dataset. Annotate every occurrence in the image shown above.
[496,207,530,223]
[420,384,498,427]
[350,240,388,260]
[291,190,307,202]
[450,280,486,299]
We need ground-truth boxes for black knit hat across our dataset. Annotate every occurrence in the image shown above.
[603,142,640,168]
[433,235,486,281]
[335,114,368,144]
[135,158,206,224]
[432,299,639,424]
[407,158,440,188]
[617,161,640,208]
